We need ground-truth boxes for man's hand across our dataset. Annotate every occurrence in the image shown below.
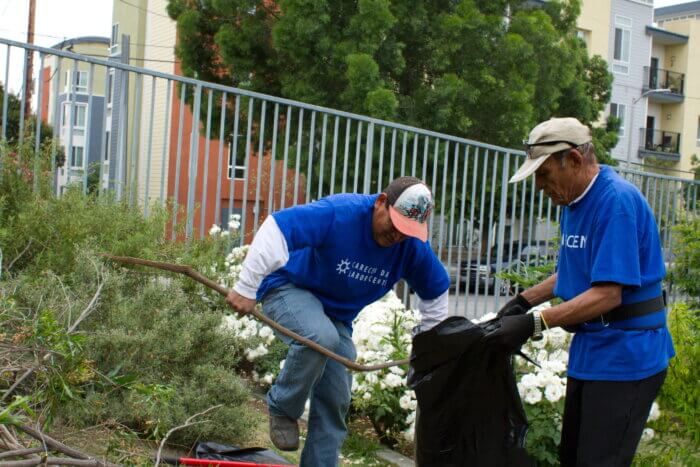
[483,314,534,352]
[226,290,257,315]
[496,294,533,319]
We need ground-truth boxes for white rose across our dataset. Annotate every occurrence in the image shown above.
[263,373,273,385]
[544,383,565,403]
[519,373,539,389]
[384,373,404,388]
[524,387,542,405]
[641,428,655,442]
[279,359,286,370]
[399,394,412,410]
[363,392,372,400]
[209,224,221,236]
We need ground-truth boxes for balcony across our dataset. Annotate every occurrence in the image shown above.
[643,67,684,103]
[638,128,681,161]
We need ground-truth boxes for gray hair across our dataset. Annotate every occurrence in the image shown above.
[553,142,596,168]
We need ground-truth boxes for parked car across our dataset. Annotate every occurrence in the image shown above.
[448,242,557,295]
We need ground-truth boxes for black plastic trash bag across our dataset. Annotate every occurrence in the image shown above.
[408,316,534,467]
[195,441,291,464]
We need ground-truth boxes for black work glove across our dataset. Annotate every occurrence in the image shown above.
[483,314,534,352]
[496,294,533,319]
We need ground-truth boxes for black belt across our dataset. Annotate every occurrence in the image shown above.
[582,294,666,328]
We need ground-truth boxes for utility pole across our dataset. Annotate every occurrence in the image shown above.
[24,0,36,117]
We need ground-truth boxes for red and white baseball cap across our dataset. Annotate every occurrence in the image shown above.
[384,176,433,242]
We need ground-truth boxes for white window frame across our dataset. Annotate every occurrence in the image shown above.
[228,142,247,179]
[70,145,85,169]
[613,16,632,75]
[696,116,700,146]
[110,23,120,54]
[610,103,627,137]
[64,70,88,94]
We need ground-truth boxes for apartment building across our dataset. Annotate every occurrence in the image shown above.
[41,36,110,193]
[108,0,302,240]
[653,1,700,178]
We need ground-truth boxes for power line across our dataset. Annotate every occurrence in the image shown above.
[118,0,169,18]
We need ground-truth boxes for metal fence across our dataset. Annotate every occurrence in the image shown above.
[1,36,699,319]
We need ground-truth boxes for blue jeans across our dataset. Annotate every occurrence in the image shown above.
[262,284,356,467]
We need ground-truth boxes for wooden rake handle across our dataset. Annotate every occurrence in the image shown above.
[102,254,409,372]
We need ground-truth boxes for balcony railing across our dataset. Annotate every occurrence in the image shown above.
[638,128,681,160]
[644,66,684,96]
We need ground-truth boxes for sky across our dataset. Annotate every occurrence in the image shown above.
[0,0,694,96]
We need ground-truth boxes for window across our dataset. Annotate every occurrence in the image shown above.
[228,143,246,179]
[610,103,626,137]
[697,117,700,145]
[110,23,120,54]
[70,146,85,169]
[613,16,631,74]
[576,29,590,49]
[64,70,88,94]
[104,131,111,160]
[62,103,87,136]
[107,70,114,107]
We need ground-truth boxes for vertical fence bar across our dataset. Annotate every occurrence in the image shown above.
[377,126,385,191]
[317,114,328,198]
[1,45,9,141]
[228,95,241,225]
[267,103,280,215]
[411,133,419,177]
[32,53,45,192]
[342,119,350,192]
[214,92,227,226]
[400,131,407,176]
[494,152,511,309]
[437,141,450,261]
[240,97,255,244]
[473,150,489,318]
[305,111,316,202]
[428,138,439,238]
[66,62,76,188]
[18,48,29,149]
[116,67,129,201]
[293,107,303,206]
[445,143,459,313]
[353,121,362,193]
[363,122,374,194]
[453,146,471,315]
[507,156,520,292]
[483,151,498,301]
[159,79,172,206]
[329,116,339,195]
[388,129,396,182]
[280,106,291,208]
[81,63,95,193]
[129,74,143,205]
[253,100,267,235]
[185,83,202,239]
[98,66,110,197]
[464,147,480,317]
[50,57,62,193]
[421,135,429,182]
[144,76,157,215]
[199,89,214,237]
[171,83,187,239]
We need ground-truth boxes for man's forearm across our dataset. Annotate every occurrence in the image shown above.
[520,274,557,307]
[541,283,622,327]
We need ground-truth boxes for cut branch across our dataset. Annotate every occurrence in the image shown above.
[154,405,222,467]
[0,457,115,467]
[0,448,44,459]
[14,425,119,467]
[102,254,410,372]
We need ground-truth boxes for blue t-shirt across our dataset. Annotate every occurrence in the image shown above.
[554,165,675,381]
[258,194,450,326]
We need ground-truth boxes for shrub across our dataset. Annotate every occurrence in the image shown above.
[670,219,700,306]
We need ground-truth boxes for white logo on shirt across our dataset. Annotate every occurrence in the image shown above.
[562,234,587,249]
[336,258,351,274]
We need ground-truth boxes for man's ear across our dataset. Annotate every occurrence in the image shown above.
[569,148,585,169]
[375,193,388,207]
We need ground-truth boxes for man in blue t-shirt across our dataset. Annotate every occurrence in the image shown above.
[226,177,450,467]
[486,117,674,466]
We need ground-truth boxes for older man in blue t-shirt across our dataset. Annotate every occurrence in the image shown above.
[226,177,449,467]
[486,117,674,466]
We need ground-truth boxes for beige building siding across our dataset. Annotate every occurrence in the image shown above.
[579,0,612,59]
[137,0,177,208]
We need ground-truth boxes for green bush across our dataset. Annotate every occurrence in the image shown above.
[670,219,700,306]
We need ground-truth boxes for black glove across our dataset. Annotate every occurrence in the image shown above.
[496,294,533,319]
[483,314,534,352]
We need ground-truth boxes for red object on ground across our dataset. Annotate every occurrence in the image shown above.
[175,458,296,467]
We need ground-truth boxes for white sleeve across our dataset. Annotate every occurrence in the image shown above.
[417,290,449,330]
[233,216,289,300]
